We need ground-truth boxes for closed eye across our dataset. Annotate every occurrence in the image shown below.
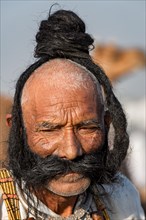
[78,126,101,134]
[35,123,62,132]
[40,128,60,132]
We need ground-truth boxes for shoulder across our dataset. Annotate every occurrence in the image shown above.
[98,173,145,220]
[108,172,141,197]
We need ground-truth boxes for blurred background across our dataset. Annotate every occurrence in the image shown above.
[0,0,145,210]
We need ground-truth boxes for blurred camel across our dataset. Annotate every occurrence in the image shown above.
[92,43,146,81]
[0,95,12,167]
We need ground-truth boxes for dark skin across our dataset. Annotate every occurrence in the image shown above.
[35,188,78,217]
[20,59,107,217]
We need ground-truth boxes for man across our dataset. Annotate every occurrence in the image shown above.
[0,9,145,220]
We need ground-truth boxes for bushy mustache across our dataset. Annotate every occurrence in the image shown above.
[11,127,111,188]
[21,149,107,187]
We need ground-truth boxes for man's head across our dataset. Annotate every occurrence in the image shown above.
[19,58,107,196]
[8,9,129,197]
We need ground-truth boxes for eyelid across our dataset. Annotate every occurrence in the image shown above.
[40,128,59,132]
[78,125,101,130]
[77,121,102,129]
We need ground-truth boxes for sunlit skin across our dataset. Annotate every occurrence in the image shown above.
[21,59,107,217]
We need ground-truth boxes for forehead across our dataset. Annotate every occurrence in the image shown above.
[21,59,103,110]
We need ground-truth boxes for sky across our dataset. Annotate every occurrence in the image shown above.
[0,0,145,100]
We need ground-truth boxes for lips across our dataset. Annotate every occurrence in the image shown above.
[55,173,84,183]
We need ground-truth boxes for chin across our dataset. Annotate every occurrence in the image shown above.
[46,173,91,197]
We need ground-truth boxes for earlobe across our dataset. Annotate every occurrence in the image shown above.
[6,114,12,127]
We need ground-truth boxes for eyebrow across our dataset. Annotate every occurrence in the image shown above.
[35,121,61,131]
[35,119,102,131]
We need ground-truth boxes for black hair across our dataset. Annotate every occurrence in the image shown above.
[8,9,129,217]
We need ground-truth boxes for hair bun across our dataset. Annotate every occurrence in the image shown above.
[34,10,94,58]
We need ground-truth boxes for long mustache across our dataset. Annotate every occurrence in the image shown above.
[21,149,107,187]
[12,126,111,188]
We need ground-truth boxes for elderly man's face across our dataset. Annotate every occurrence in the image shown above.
[21,59,105,196]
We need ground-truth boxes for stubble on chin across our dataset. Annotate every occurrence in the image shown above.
[45,174,91,197]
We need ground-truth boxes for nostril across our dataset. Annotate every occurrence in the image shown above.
[78,147,84,156]
[60,156,69,160]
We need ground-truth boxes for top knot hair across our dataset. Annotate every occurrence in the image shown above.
[34,10,94,59]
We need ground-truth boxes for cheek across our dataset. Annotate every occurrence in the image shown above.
[26,132,58,157]
[79,133,105,153]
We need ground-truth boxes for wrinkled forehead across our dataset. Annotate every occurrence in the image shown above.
[21,59,104,106]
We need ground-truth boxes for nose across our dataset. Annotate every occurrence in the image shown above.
[58,129,83,160]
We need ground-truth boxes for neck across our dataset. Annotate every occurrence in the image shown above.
[34,187,78,217]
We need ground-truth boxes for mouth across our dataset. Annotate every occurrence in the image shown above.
[54,172,84,183]
[46,172,91,197]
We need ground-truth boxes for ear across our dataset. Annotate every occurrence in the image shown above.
[6,114,12,127]
[104,110,111,131]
